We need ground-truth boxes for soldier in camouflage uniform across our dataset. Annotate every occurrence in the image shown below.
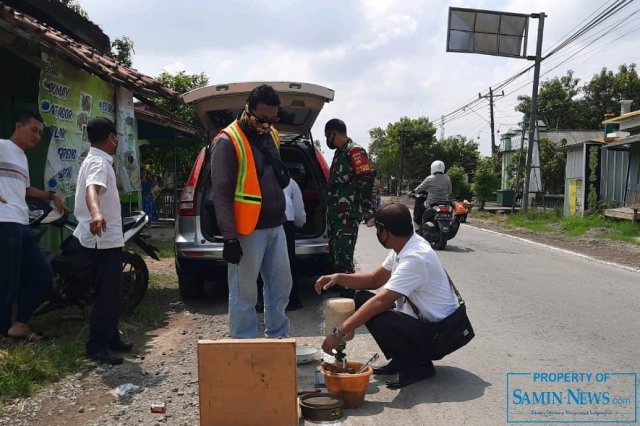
[324,119,373,296]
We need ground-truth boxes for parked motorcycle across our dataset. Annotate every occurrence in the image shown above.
[27,198,159,316]
[409,192,461,250]
[453,199,473,223]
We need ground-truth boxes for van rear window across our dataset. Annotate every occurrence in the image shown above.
[207,107,311,129]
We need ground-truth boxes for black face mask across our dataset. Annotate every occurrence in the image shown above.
[326,132,336,150]
[376,227,389,248]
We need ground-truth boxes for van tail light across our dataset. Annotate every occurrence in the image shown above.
[314,146,330,182]
[178,148,206,217]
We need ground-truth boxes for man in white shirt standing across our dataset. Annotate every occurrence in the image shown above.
[283,173,306,311]
[0,110,69,347]
[74,117,132,365]
[315,202,458,389]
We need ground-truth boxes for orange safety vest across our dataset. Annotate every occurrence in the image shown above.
[218,120,280,235]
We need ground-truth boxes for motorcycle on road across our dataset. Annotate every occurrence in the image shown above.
[27,198,159,316]
[409,192,461,250]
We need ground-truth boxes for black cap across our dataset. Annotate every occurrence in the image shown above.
[87,117,116,143]
[367,202,414,237]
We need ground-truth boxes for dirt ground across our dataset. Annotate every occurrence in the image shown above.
[2,214,638,425]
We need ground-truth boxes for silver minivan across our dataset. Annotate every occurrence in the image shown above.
[175,82,334,298]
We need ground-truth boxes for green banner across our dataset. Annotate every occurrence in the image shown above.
[38,54,115,198]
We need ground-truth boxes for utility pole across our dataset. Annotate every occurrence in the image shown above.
[479,87,504,156]
[397,129,406,196]
[523,12,546,212]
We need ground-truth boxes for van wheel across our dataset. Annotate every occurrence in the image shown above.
[179,275,204,299]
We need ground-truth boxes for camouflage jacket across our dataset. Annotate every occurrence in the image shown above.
[325,139,374,222]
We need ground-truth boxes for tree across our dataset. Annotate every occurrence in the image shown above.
[582,64,640,128]
[155,71,209,126]
[472,157,501,210]
[447,165,472,200]
[140,71,210,186]
[504,138,566,195]
[539,138,567,194]
[59,0,88,18]
[111,36,135,67]
[515,65,640,131]
[368,117,479,192]
[516,71,586,130]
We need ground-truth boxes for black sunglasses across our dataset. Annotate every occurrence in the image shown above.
[249,110,280,124]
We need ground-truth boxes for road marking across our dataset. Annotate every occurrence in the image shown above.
[470,226,640,275]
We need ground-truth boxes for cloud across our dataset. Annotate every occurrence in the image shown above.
[79,0,639,157]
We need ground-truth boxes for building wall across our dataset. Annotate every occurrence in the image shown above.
[600,148,629,206]
[628,145,640,192]
[564,147,585,216]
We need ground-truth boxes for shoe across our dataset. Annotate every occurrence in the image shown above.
[87,351,123,365]
[386,365,436,390]
[110,340,133,353]
[286,300,303,311]
[373,360,401,375]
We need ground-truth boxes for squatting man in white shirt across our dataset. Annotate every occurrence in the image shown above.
[315,202,458,389]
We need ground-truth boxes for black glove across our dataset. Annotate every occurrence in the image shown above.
[223,239,243,264]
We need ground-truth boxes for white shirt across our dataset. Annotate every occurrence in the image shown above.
[284,179,306,228]
[73,147,124,249]
[0,139,30,224]
[382,233,458,322]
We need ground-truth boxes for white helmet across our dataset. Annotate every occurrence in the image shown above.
[431,160,446,175]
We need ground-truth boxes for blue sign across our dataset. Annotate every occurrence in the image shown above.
[507,372,637,423]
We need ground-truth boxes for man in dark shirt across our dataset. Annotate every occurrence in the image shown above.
[210,84,292,338]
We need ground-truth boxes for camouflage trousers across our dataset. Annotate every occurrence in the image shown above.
[328,217,360,274]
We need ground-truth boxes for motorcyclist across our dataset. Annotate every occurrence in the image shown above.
[411,160,452,226]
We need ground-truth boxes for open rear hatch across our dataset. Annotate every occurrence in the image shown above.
[184,82,334,242]
[183,81,334,136]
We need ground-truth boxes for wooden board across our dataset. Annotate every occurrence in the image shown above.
[197,338,298,426]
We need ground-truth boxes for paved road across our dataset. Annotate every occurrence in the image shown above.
[294,223,640,425]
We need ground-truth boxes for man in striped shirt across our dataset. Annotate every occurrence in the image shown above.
[0,110,68,347]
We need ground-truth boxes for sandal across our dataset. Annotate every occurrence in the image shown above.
[7,330,58,345]
[0,335,18,349]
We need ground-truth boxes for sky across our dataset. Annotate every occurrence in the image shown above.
[79,0,640,160]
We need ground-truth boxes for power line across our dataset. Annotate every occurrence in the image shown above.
[438,1,638,132]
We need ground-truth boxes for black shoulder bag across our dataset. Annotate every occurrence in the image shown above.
[405,271,475,360]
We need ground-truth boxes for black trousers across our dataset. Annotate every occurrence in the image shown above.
[283,221,301,304]
[355,291,433,369]
[85,247,123,355]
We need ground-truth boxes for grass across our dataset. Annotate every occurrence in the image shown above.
[502,210,640,245]
[0,267,180,405]
[126,239,174,259]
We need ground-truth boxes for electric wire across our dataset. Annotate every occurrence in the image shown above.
[438,0,638,132]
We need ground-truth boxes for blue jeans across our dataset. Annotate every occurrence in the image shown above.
[228,226,292,338]
[0,223,52,335]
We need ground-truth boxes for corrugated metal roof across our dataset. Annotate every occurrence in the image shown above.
[134,102,206,138]
[544,130,603,146]
[602,133,640,149]
[0,2,178,101]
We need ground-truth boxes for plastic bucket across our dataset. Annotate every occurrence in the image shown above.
[321,361,372,408]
